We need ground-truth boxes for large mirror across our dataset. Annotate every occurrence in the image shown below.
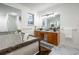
[42,14,60,31]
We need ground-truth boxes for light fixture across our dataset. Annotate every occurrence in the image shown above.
[42,12,54,17]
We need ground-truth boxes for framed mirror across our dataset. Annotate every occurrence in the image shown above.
[42,14,60,31]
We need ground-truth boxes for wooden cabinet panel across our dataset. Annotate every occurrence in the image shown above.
[38,32,44,40]
[34,31,60,46]
[48,37,58,45]
[48,32,58,46]
[34,31,44,40]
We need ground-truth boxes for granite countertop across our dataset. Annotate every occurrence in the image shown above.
[35,30,60,33]
[0,39,38,55]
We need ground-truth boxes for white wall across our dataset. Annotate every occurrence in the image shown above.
[39,4,79,28]
[4,3,39,34]
[4,3,44,35]
[0,12,7,32]
[39,3,79,49]
[0,3,21,32]
[34,13,43,27]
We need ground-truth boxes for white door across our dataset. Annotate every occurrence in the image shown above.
[7,14,17,32]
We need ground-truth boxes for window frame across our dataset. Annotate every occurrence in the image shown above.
[27,13,34,26]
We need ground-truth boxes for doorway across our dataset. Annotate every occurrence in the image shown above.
[7,14,18,32]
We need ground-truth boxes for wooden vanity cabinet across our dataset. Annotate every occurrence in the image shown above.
[34,31,60,46]
[47,32,59,46]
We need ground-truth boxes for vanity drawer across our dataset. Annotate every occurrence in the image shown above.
[48,33,58,38]
[48,32,59,46]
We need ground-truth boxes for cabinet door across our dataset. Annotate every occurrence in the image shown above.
[38,32,44,40]
[48,32,58,46]
[34,31,44,40]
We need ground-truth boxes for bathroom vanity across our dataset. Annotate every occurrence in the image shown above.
[34,14,60,46]
[34,30,60,46]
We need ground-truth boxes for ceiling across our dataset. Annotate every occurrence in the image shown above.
[19,3,58,12]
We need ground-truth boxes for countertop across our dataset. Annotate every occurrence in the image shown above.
[35,30,60,33]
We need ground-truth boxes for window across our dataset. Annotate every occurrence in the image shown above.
[27,13,34,26]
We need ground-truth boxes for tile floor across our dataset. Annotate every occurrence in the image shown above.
[49,45,79,55]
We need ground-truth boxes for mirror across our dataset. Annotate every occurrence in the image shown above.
[42,14,60,31]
